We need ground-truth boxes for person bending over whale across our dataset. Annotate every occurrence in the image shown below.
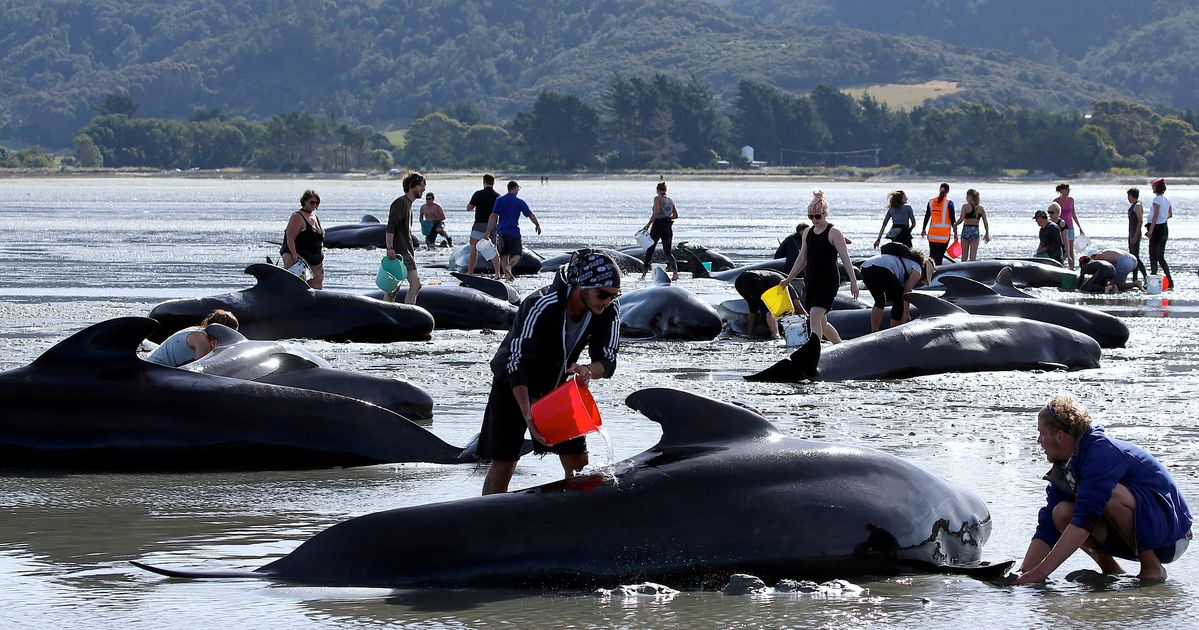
[147,309,240,367]
[478,250,621,495]
[1079,250,1144,293]
[860,246,926,332]
[1015,394,1193,584]
[735,269,805,340]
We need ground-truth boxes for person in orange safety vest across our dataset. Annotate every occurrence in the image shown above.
[921,182,958,265]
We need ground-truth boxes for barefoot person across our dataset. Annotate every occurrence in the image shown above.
[782,190,859,344]
[280,189,325,289]
[639,181,679,282]
[1016,395,1193,584]
[419,192,451,249]
[478,250,621,495]
[485,180,541,282]
[1054,182,1086,270]
[465,173,500,275]
[385,172,425,304]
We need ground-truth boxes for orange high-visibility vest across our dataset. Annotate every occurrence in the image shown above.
[927,197,952,243]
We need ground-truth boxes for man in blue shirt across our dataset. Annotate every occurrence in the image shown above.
[484,180,541,281]
[1016,394,1192,583]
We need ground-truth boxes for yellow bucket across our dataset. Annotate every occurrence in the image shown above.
[760,285,795,317]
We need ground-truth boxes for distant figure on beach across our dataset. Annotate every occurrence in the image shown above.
[386,172,425,304]
[1054,182,1086,270]
[873,190,915,249]
[921,183,957,265]
[955,188,990,261]
[860,247,926,332]
[485,180,541,282]
[782,190,859,344]
[1126,188,1146,284]
[774,222,810,271]
[280,189,325,289]
[735,269,803,340]
[466,173,500,275]
[478,250,621,495]
[147,310,240,367]
[1147,178,1174,290]
[1016,394,1192,584]
[639,181,679,281]
[419,192,451,249]
[1034,209,1064,263]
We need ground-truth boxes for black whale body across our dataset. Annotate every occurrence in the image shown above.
[0,318,469,470]
[148,263,435,343]
[323,215,420,250]
[133,388,997,587]
[931,260,1074,288]
[364,285,517,330]
[618,268,723,340]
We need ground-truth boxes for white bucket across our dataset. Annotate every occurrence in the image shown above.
[1073,234,1090,252]
[1147,274,1163,295]
[287,259,313,281]
[476,239,497,261]
[635,230,654,249]
[781,315,808,347]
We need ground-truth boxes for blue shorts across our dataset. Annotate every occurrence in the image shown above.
[1114,254,1137,284]
[1100,528,1191,564]
[961,225,980,241]
[1066,225,1077,241]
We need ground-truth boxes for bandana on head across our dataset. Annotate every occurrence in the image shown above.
[568,251,621,289]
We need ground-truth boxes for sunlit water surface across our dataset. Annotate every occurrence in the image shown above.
[1,176,1197,628]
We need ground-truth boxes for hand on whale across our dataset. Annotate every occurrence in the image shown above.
[186,324,434,420]
[747,293,1102,382]
[149,263,435,343]
[0,318,471,470]
[132,388,994,588]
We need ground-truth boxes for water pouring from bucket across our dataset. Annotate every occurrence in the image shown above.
[530,378,603,446]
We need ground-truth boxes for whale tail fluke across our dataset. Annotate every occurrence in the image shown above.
[131,560,268,580]
[745,333,821,382]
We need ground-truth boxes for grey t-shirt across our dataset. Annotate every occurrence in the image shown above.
[861,254,921,283]
[886,205,915,229]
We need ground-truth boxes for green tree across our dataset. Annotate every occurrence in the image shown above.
[94,92,140,117]
[512,91,599,170]
[1151,117,1199,172]
[401,112,468,168]
[73,134,104,167]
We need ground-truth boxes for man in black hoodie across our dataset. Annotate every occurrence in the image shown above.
[479,250,622,495]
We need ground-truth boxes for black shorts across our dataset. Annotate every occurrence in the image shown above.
[802,273,838,312]
[477,377,586,461]
[497,233,523,257]
[734,270,785,317]
[862,265,905,320]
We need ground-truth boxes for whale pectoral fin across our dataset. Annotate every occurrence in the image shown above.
[1037,361,1068,371]
[938,559,1016,582]
[131,560,267,580]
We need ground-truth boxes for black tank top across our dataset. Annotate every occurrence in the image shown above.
[1127,202,1140,239]
[281,211,324,265]
[963,203,979,220]
[804,224,837,283]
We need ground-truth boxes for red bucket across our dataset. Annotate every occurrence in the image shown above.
[530,379,602,446]
[947,240,963,259]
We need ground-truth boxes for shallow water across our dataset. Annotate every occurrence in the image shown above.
[1,176,1197,628]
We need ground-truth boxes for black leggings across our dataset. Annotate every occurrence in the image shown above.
[1148,223,1172,286]
[1129,237,1148,282]
[644,218,677,271]
[929,241,949,265]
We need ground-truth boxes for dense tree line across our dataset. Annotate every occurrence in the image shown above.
[0,0,1165,147]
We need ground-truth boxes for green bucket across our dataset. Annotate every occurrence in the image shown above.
[1059,274,1077,291]
[375,256,408,291]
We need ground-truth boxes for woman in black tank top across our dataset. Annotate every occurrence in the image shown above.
[282,189,325,288]
[1126,187,1146,283]
[781,191,859,344]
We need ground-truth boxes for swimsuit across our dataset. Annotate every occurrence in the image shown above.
[802,225,839,312]
[279,211,324,266]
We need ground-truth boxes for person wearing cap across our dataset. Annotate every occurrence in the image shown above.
[1079,249,1144,293]
[1016,394,1192,584]
[1034,209,1064,263]
[146,309,240,367]
[478,249,622,495]
[484,180,541,282]
[1147,178,1174,290]
[385,172,426,304]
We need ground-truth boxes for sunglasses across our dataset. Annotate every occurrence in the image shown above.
[596,289,621,301]
[307,199,320,206]
[808,213,824,220]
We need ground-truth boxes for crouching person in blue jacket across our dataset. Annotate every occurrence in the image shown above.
[478,250,622,495]
[1017,394,1193,583]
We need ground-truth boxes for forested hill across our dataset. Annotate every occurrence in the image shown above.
[712,0,1199,109]
[0,0,1141,146]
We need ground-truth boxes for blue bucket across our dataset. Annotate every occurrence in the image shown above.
[375,256,408,291]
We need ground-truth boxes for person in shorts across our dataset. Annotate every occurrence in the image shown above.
[485,180,541,281]
[478,250,621,495]
[1017,394,1192,583]
[465,173,500,275]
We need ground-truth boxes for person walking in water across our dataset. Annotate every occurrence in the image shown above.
[385,172,425,304]
[1126,188,1147,284]
[1147,178,1174,290]
[782,190,859,344]
[639,181,679,281]
[465,173,500,275]
[1054,182,1086,270]
[477,250,622,495]
[873,190,916,249]
[921,183,957,265]
[280,189,325,289]
[1016,394,1192,584]
[954,188,990,261]
[485,180,541,282]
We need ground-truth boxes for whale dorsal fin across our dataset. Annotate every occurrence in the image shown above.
[906,293,968,316]
[451,272,520,304]
[652,266,671,286]
[625,388,779,447]
[245,263,313,294]
[939,275,996,299]
[992,267,1035,298]
[360,214,380,223]
[202,323,246,345]
[33,317,159,366]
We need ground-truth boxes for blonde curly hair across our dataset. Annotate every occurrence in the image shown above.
[807,190,828,216]
[1039,394,1092,437]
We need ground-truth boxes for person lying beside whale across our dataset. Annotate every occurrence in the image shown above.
[146,309,240,367]
[1015,394,1192,584]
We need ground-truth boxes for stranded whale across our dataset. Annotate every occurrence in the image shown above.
[618,268,723,340]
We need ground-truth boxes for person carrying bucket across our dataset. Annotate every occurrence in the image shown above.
[477,249,622,495]
[734,269,805,340]
[385,172,425,304]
